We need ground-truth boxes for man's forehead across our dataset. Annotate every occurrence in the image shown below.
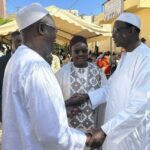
[72,42,87,49]
[114,20,127,27]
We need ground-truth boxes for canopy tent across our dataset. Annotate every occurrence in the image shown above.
[0,5,111,45]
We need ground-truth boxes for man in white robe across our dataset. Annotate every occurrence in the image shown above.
[89,12,150,150]
[2,3,102,150]
[66,12,150,150]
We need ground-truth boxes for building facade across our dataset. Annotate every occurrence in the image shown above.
[0,0,6,18]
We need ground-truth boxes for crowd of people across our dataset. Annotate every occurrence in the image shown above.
[0,41,122,79]
[48,48,120,78]
[0,3,149,150]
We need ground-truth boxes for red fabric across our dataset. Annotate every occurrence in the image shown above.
[97,57,108,68]
[104,65,111,75]
[97,56,111,75]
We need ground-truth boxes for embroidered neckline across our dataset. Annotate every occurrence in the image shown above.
[71,62,89,91]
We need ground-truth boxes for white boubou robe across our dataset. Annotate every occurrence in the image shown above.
[89,43,150,150]
[2,45,86,150]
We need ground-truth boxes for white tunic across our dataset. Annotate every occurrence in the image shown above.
[89,43,150,150]
[2,45,86,150]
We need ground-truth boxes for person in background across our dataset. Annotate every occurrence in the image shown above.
[51,53,61,73]
[141,37,146,44]
[109,52,117,74]
[88,53,97,63]
[0,45,5,57]
[0,31,21,123]
[97,52,111,78]
[61,53,71,66]
[56,36,107,149]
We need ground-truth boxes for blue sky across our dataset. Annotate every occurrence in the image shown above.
[6,0,105,15]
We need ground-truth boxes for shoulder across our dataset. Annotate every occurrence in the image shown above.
[88,62,106,78]
[10,45,50,76]
[137,43,150,57]
[133,44,150,73]
[56,62,71,75]
[14,45,46,65]
[88,62,103,72]
[59,62,71,71]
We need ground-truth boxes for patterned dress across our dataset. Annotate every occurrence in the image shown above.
[56,62,107,132]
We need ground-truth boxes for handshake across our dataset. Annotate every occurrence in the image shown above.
[85,128,106,149]
[65,93,89,107]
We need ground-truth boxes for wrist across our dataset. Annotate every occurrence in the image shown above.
[85,132,92,146]
[100,128,107,143]
[100,127,107,137]
[83,94,89,102]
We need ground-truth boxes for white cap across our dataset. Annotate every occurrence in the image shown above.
[116,12,141,29]
[16,3,49,31]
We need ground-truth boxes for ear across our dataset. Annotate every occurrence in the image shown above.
[38,22,45,35]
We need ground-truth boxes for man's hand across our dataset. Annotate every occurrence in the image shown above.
[65,93,89,107]
[86,128,106,149]
[66,106,81,118]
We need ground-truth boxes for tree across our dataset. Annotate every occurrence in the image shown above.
[0,18,12,25]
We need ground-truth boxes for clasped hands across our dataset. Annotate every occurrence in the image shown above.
[65,93,88,118]
[65,93,89,107]
[86,128,106,149]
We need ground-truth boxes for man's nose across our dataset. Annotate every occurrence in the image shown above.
[112,30,117,39]
[78,50,84,55]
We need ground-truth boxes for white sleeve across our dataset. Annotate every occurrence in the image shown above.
[88,68,108,109]
[101,57,150,143]
[88,83,108,110]
[55,67,63,86]
[55,64,71,100]
[100,69,108,86]
[24,62,86,149]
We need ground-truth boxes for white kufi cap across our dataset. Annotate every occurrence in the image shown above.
[16,3,49,31]
[116,12,141,29]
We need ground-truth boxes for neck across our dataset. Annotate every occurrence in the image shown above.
[124,39,141,52]
[73,62,88,68]
[23,40,48,60]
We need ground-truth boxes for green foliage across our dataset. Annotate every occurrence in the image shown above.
[0,18,12,25]
[52,43,69,54]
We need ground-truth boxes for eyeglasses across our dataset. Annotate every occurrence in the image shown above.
[44,24,58,33]
[113,26,129,33]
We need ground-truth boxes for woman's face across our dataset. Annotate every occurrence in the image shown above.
[71,42,88,67]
